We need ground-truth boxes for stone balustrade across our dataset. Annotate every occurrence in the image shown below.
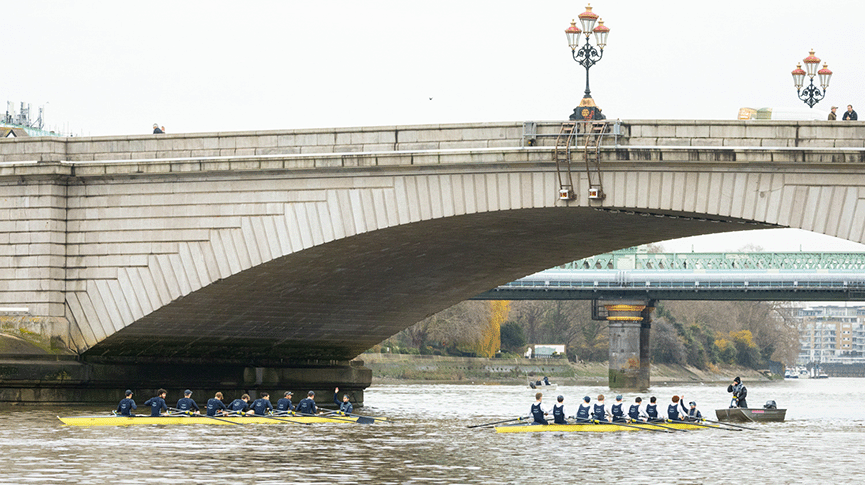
[1,120,864,165]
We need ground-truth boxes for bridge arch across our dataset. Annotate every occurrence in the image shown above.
[4,121,865,363]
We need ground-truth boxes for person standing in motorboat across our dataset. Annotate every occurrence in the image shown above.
[727,377,748,408]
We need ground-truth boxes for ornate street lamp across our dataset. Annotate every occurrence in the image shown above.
[565,4,610,121]
[792,49,832,108]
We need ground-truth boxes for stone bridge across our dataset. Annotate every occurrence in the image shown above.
[2,119,864,401]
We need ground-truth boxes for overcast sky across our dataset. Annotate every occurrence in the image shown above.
[4,0,864,252]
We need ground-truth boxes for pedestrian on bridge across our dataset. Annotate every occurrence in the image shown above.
[842,105,858,121]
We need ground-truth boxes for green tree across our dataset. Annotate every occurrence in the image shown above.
[500,321,526,353]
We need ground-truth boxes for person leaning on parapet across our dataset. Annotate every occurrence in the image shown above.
[828,106,838,120]
[152,123,164,134]
[842,105,858,121]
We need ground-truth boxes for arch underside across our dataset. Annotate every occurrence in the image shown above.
[85,207,766,363]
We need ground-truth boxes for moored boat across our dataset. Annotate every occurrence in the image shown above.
[58,414,378,427]
[494,421,716,433]
[715,407,786,423]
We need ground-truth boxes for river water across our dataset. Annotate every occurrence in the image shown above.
[0,378,862,483]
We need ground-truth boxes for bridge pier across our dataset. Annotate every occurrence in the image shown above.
[598,300,655,390]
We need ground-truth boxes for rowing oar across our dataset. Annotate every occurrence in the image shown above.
[168,408,244,426]
[626,418,686,432]
[467,416,531,429]
[598,419,671,433]
[294,411,376,424]
[698,418,756,431]
[667,419,739,431]
[324,410,390,421]
[258,413,311,426]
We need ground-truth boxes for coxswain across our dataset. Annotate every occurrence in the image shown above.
[276,391,295,413]
[227,394,251,413]
[552,395,567,424]
[610,395,626,422]
[628,397,644,422]
[645,396,659,422]
[684,401,702,421]
[206,392,228,416]
[116,389,137,416]
[176,389,200,414]
[530,392,549,425]
[334,387,354,415]
[727,377,748,408]
[593,394,610,423]
[574,396,592,423]
[248,392,273,415]
[143,388,169,417]
[296,391,318,415]
[667,395,686,421]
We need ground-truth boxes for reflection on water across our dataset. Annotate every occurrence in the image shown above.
[1,379,864,483]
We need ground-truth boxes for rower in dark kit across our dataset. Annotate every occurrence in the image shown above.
[276,391,295,413]
[552,395,567,424]
[628,397,644,422]
[227,394,251,413]
[593,394,610,422]
[116,390,137,416]
[667,395,686,421]
[610,395,626,422]
[645,396,660,422]
[206,392,228,416]
[296,391,318,415]
[727,377,748,408]
[176,389,200,414]
[334,387,354,415]
[249,392,273,415]
[575,396,592,423]
[530,392,549,425]
[143,389,169,417]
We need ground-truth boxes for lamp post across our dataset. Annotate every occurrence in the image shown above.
[792,49,832,108]
[566,4,610,121]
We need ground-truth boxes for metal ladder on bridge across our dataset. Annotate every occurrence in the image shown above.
[554,122,577,200]
[554,121,609,201]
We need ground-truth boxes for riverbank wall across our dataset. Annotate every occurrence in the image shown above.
[363,353,770,385]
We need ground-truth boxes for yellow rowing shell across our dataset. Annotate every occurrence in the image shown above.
[495,422,717,433]
[58,414,370,427]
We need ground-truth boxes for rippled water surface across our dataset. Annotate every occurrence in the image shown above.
[1,378,864,483]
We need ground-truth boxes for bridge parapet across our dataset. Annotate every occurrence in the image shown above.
[2,120,864,165]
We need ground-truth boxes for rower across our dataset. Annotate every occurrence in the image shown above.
[610,395,626,422]
[628,397,644,422]
[685,401,702,421]
[276,391,295,413]
[334,387,353,415]
[593,394,610,423]
[296,391,318,415]
[727,377,748,408]
[176,389,200,414]
[575,396,592,423]
[116,389,137,417]
[530,392,548,425]
[227,394,251,413]
[248,392,273,415]
[645,396,659,422]
[552,395,567,424]
[667,395,686,421]
[143,388,169,417]
[206,392,228,417]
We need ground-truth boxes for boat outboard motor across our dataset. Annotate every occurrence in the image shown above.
[764,400,777,409]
